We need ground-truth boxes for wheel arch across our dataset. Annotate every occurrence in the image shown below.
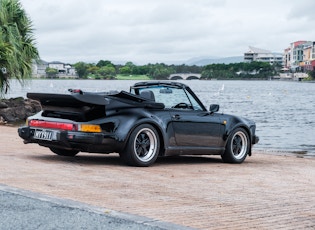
[124,119,166,156]
[225,124,253,156]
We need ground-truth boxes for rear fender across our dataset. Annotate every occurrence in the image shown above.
[118,116,168,155]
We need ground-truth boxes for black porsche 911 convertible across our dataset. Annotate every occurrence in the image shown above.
[18,81,259,166]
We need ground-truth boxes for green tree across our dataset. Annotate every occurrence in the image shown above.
[202,61,276,79]
[125,61,136,74]
[118,62,149,76]
[119,66,131,75]
[73,62,89,78]
[87,65,99,75]
[45,67,58,78]
[135,65,150,75]
[97,66,116,79]
[149,64,175,79]
[96,60,114,68]
[0,0,39,94]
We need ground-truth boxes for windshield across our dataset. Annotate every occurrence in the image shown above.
[132,86,204,110]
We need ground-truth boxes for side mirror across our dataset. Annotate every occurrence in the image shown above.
[209,104,219,113]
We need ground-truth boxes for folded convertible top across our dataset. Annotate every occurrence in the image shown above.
[28,90,164,107]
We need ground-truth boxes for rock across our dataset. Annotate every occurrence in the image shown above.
[0,98,41,123]
[0,116,7,125]
[0,101,8,109]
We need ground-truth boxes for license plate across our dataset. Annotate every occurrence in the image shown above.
[34,129,53,141]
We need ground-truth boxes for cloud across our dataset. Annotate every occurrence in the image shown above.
[288,0,315,21]
[20,0,315,64]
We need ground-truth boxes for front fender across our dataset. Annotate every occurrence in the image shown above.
[221,115,256,146]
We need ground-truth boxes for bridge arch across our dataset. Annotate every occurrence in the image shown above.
[169,73,201,80]
[186,75,200,80]
[169,75,183,80]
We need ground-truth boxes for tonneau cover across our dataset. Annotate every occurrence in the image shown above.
[27,90,164,111]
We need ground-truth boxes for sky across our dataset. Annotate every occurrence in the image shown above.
[19,0,315,65]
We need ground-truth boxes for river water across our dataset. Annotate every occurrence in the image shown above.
[5,79,315,157]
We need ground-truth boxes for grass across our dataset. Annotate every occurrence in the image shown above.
[115,74,151,80]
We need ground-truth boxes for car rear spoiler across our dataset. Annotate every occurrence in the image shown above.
[27,90,164,111]
[27,92,109,107]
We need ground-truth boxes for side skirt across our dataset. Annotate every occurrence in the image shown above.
[164,146,225,156]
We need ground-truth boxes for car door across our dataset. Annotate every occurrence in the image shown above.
[169,109,224,147]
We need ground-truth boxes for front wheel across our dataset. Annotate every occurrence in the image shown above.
[49,147,79,157]
[221,128,250,163]
[120,124,160,167]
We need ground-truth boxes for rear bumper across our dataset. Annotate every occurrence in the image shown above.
[18,126,123,153]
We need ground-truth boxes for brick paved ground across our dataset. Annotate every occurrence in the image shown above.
[1,126,315,229]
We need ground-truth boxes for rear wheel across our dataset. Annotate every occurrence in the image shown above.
[49,147,79,157]
[120,124,160,167]
[221,128,250,163]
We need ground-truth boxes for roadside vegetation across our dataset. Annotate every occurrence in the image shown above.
[303,68,315,81]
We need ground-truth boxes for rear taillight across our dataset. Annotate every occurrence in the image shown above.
[29,120,77,131]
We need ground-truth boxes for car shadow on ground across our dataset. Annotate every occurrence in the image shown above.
[28,153,223,167]
[156,155,223,165]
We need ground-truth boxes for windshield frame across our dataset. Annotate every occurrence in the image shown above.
[130,82,207,111]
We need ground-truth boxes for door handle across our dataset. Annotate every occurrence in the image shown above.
[172,114,181,120]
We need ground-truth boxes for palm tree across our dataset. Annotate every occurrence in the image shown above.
[0,0,39,95]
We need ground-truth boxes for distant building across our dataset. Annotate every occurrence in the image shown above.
[49,61,66,74]
[301,42,315,72]
[283,40,315,72]
[280,40,315,81]
[244,46,282,65]
[32,60,49,77]
[31,60,77,78]
[283,47,291,70]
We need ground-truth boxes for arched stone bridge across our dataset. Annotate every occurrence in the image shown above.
[168,73,201,80]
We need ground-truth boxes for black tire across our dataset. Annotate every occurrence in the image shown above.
[49,147,79,157]
[221,128,250,163]
[120,124,160,167]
